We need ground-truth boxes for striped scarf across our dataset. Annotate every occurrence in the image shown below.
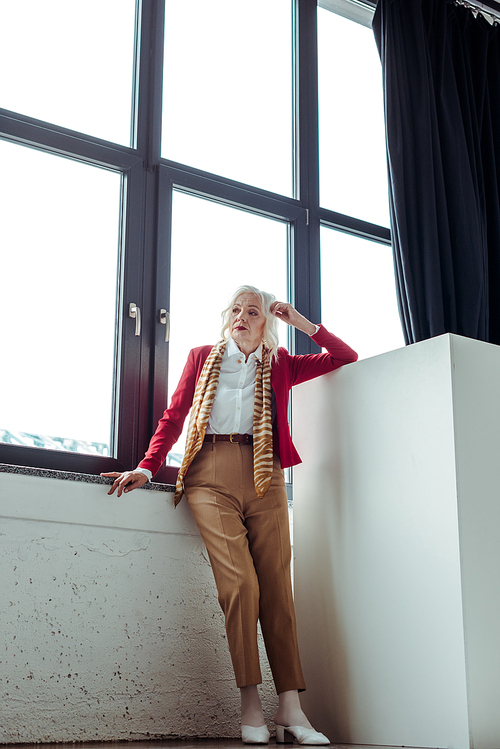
[174,340,274,506]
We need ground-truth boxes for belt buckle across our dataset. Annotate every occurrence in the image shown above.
[229,433,238,443]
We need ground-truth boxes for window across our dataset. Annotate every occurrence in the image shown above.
[1,0,399,478]
[166,191,290,464]
[162,0,293,195]
[0,0,137,146]
[1,141,122,456]
[316,0,396,361]
[320,227,404,359]
[318,2,389,226]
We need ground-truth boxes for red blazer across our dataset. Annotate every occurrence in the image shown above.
[138,325,358,477]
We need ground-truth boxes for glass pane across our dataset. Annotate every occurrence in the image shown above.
[320,227,404,360]
[318,7,390,227]
[0,141,121,455]
[166,191,289,464]
[0,0,136,146]
[162,0,293,196]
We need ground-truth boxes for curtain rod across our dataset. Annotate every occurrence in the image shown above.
[452,0,500,23]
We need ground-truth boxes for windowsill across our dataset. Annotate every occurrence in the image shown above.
[0,462,175,493]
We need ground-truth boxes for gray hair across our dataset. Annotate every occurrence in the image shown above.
[221,285,280,361]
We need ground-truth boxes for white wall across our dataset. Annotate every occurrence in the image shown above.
[0,471,276,743]
[293,334,500,749]
[448,336,500,748]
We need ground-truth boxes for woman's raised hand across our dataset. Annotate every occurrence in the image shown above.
[100,470,149,497]
[270,301,317,336]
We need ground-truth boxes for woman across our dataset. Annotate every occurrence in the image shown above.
[103,286,357,745]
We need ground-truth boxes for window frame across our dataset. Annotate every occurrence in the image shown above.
[0,0,392,480]
[0,109,147,474]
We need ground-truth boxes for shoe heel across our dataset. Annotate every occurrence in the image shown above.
[276,725,294,744]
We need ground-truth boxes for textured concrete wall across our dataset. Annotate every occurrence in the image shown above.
[0,472,276,743]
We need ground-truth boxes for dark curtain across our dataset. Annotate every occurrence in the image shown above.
[373,0,500,345]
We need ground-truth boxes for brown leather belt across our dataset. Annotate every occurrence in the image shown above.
[203,433,253,445]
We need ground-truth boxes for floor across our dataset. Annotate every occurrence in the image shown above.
[0,743,411,749]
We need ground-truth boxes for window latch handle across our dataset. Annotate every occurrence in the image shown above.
[160,309,170,342]
[129,302,141,336]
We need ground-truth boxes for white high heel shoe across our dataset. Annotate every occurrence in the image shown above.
[241,724,270,744]
[275,725,330,745]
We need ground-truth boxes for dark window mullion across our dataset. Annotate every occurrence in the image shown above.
[149,167,173,483]
[0,110,140,171]
[167,171,305,222]
[296,0,320,210]
[130,0,166,468]
[293,0,321,354]
[134,0,165,167]
[114,160,149,471]
[319,209,391,245]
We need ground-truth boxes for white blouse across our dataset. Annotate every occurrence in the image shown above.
[206,336,262,436]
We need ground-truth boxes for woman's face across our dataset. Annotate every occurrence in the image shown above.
[229,293,266,354]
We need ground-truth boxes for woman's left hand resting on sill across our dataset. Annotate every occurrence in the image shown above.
[100,470,149,497]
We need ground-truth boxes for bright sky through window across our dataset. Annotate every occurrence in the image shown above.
[165,191,289,463]
[162,0,293,195]
[0,141,121,451]
[321,228,405,360]
[318,7,390,226]
[0,0,136,145]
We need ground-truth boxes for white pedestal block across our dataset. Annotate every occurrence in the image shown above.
[292,334,500,749]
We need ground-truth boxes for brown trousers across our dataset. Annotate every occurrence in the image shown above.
[184,442,306,694]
